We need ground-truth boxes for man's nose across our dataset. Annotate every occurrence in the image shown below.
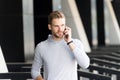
[59,26,63,31]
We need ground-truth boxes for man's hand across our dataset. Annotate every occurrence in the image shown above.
[64,26,72,42]
[36,75,44,80]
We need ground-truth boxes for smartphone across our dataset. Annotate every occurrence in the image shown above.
[64,27,68,38]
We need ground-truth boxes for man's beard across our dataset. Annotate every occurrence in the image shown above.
[53,32,64,39]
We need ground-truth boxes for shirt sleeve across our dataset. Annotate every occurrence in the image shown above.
[31,44,43,79]
[72,39,90,69]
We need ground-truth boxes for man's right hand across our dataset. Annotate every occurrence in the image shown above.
[36,75,44,80]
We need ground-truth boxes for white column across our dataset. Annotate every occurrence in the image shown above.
[0,46,8,73]
[104,0,120,45]
[22,0,35,62]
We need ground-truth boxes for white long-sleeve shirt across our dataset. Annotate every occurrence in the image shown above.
[31,35,90,80]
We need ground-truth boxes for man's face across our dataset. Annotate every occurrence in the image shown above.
[48,18,66,39]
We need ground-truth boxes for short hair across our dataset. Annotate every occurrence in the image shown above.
[48,11,65,24]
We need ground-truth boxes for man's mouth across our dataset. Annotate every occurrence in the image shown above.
[58,31,63,34]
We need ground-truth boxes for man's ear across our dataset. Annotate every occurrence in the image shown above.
[48,24,51,30]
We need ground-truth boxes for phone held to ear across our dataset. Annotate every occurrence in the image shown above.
[64,27,68,38]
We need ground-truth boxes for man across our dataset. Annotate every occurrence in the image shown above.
[31,10,90,80]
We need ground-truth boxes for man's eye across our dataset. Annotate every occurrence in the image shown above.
[54,25,59,27]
